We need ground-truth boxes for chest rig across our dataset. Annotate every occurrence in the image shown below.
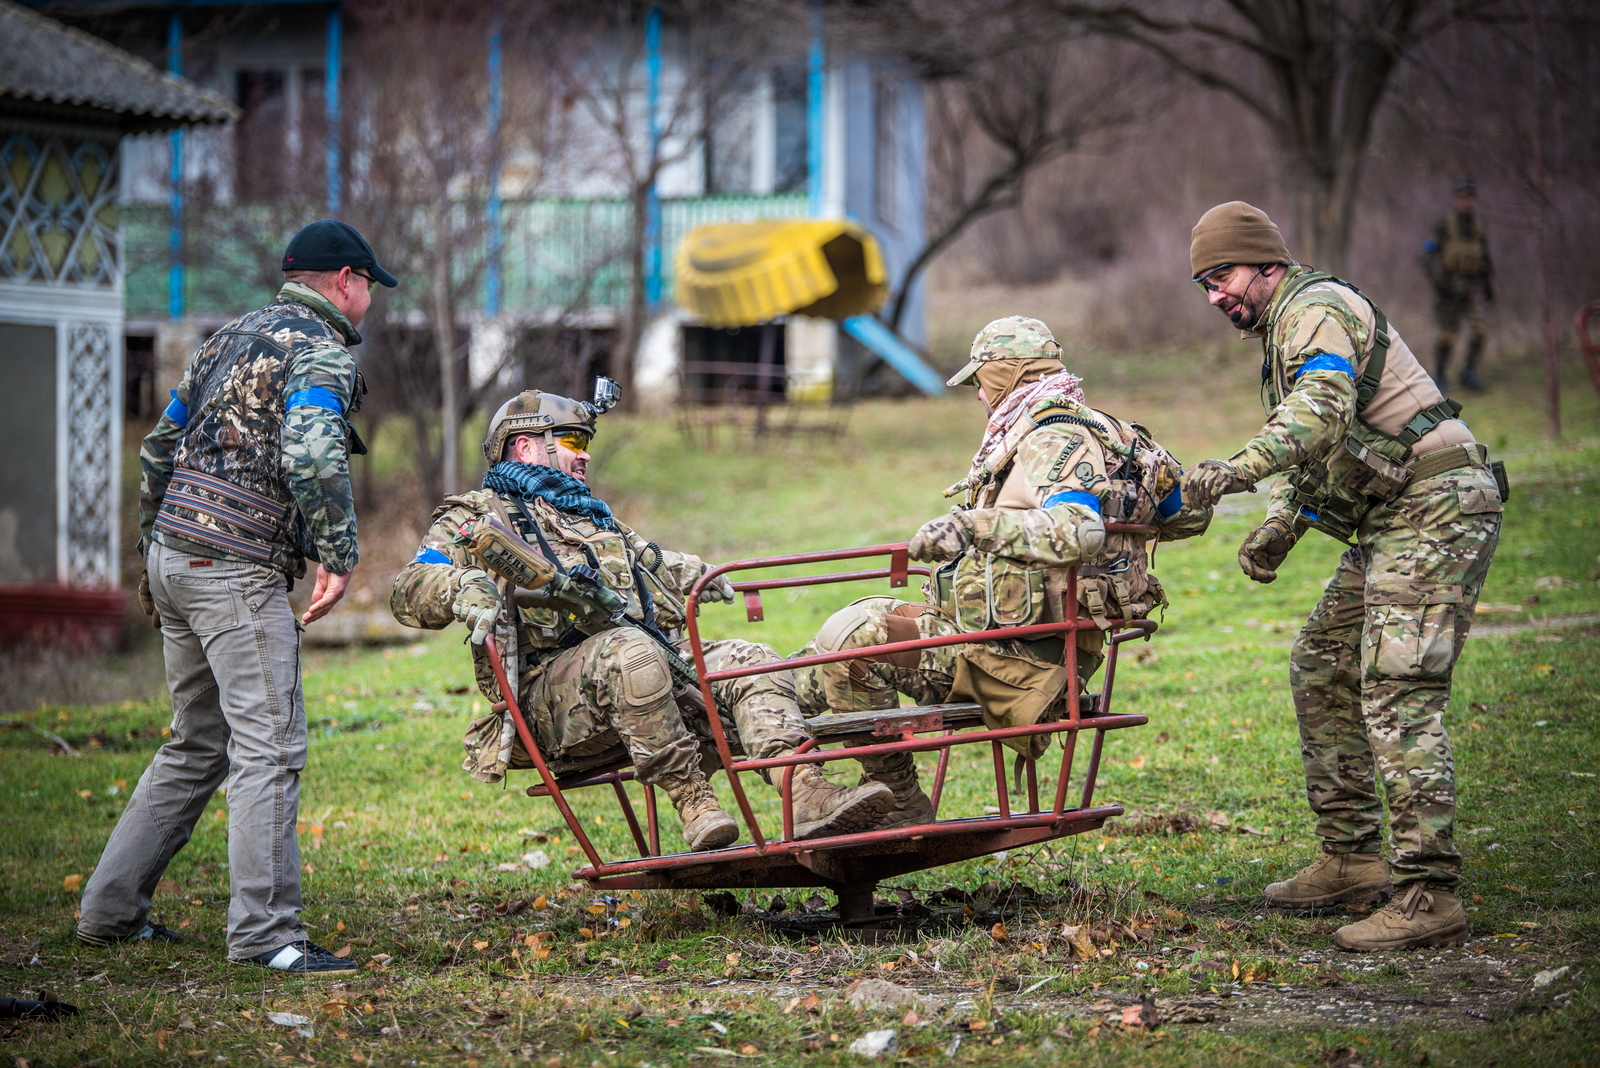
[936,403,1170,632]
[1265,272,1463,543]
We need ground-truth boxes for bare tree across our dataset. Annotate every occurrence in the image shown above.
[1039,0,1509,274]
[345,0,568,498]
[889,33,1168,331]
[552,2,767,409]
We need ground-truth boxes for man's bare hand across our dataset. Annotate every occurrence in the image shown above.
[301,565,352,625]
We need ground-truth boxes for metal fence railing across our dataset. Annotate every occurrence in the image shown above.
[123,193,809,321]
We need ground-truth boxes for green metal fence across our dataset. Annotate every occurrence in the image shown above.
[124,193,809,321]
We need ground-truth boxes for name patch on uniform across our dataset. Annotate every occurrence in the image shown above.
[188,559,213,568]
[1045,434,1085,482]
[1074,461,1107,490]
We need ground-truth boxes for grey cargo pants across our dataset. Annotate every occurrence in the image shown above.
[77,542,309,959]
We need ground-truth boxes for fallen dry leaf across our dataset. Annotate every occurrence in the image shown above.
[990,922,1009,942]
[62,874,83,893]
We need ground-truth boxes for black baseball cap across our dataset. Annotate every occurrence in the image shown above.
[281,220,398,287]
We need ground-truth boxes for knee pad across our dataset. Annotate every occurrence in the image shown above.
[607,631,672,710]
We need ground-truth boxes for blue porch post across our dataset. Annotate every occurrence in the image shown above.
[325,3,342,211]
[643,6,663,306]
[806,0,823,217]
[486,19,503,317]
[166,10,184,319]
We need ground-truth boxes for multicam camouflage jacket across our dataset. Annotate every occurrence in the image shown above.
[139,281,363,577]
[390,489,715,705]
[936,392,1212,630]
[1226,267,1475,535]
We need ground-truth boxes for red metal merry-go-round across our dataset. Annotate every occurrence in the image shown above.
[483,529,1159,926]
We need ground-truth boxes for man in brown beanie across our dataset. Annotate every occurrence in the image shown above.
[1181,201,1506,952]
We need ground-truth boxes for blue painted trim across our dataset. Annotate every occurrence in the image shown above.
[1044,489,1101,513]
[164,390,189,427]
[1157,484,1184,518]
[840,316,945,397]
[807,0,824,217]
[643,6,663,306]
[486,20,503,317]
[167,10,184,320]
[414,547,452,565]
[1296,352,1355,379]
[325,3,343,211]
[286,386,344,414]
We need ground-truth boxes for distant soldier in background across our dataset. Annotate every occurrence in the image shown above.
[790,317,1213,828]
[1424,177,1493,392]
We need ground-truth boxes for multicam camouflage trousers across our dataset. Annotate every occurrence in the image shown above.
[462,628,808,785]
[1290,464,1503,889]
[791,597,962,716]
[789,595,1106,717]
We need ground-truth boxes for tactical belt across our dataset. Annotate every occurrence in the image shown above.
[1406,443,1489,486]
[154,469,291,563]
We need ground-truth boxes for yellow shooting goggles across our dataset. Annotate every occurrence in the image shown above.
[554,429,593,453]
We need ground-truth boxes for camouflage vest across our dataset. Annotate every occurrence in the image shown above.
[1265,272,1462,542]
[153,293,361,576]
[941,404,1172,631]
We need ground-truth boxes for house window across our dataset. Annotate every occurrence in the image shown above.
[874,74,900,229]
[234,68,327,201]
[771,63,808,194]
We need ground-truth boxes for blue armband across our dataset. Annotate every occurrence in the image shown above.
[1424,239,1439,253]
[1295,352,1355,379]
[285,386,344,414]
[413,547,451,565]
[1156,484,1184,519]
[164,390,189,427]
[1043,490,1101,514]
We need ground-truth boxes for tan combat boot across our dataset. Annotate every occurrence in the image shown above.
[1263,851,1392,909]
[658,769,739,851]
[785,760,894,840]
[855,750,936,830]
[1332,884,1467,951]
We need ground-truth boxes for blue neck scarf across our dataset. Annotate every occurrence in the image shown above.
[482,461,616,531]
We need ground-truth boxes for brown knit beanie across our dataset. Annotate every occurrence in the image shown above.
[1190,201,1292,277]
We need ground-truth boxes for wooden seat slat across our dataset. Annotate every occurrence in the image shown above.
[806,703,985,738]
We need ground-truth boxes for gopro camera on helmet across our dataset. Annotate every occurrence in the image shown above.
[588,377,621,418]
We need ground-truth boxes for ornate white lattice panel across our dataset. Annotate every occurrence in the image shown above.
[0,132,121,286]
[67,321,117,586]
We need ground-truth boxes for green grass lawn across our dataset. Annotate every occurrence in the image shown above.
[2,352,1597,1066]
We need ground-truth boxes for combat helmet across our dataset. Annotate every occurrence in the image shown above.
[945,316,1062,388]
[481,377,621,463]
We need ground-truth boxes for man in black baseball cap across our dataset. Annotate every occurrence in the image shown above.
[282,219,398,287]
[79,218,398,977]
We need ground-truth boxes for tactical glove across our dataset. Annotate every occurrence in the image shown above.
[908,508,976,563]
[1181,459,1253,511]
[137,569,161,629]
[696,566,737,605]
[452,568,503,645]
[1238,516,1297,584]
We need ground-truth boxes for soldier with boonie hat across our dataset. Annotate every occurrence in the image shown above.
[787,316,1212,830]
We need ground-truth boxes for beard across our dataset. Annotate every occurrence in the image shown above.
[1227,302,1260,330]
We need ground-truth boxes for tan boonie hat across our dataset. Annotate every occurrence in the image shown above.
[1190,201,1293,277]
[946,315,1062,387]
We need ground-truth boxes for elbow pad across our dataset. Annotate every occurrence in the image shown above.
[1080,516,1106,559]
